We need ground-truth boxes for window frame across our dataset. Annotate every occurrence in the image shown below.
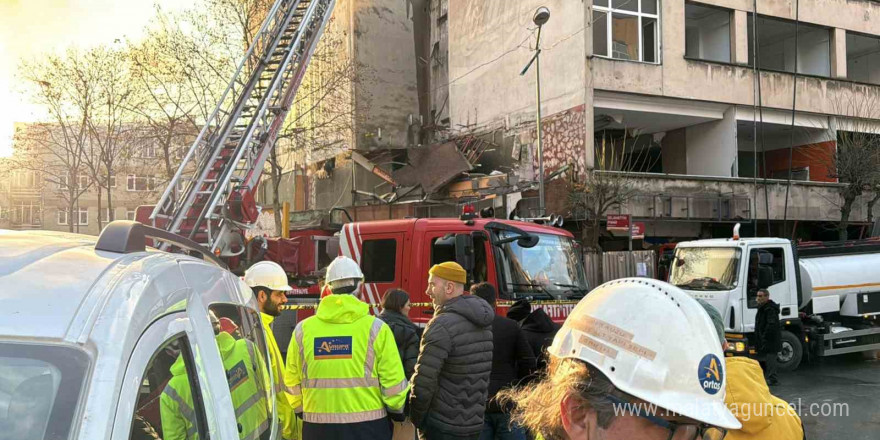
[58,209,68,226]
[592,0,662,64]
[111,314,210,440]
[361,238,399,283]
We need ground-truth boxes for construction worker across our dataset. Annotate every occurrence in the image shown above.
[244,261,299,440]
[161,313,270,440]
[285,255,408,440]
[497,278,742,440]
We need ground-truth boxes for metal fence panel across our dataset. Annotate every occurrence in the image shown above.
[584,250,657,288]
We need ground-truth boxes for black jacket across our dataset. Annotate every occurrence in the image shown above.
[519,308,561,372]
[486,315,536,413]
[755,300,782,354]
[410,295,494,438]
[378,310,421,380]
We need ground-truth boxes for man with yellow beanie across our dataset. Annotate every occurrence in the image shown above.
[410,262,495,440]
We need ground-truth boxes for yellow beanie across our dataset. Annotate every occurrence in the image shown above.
[429,261,467,284]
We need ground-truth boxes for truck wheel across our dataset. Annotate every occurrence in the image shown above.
[777,330,803,372]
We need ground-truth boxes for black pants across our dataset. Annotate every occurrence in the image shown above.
[303,417,392,440]
[758,352,779,384]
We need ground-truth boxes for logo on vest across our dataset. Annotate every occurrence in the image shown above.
[314,336,353,360]
[226,360,250,392]
[698,353,723,395]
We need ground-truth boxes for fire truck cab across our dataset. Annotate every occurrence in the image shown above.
[332,213,589,325]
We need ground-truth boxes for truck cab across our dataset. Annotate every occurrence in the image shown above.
[0,222,280,440]
[335,215,589,325]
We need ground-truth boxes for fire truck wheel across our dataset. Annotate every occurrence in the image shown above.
[777,330,803,372]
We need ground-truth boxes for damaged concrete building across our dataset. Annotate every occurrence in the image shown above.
[267,0,880,246]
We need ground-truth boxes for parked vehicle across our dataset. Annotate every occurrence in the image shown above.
[669,224,880,371]
[0,222,280,440]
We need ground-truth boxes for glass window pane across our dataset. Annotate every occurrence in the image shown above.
[138,335,207,440]
[643,17,657,62]
[641,0,657,14]
[593,0,608,6]
[613,0,638,12]
[593,11,608,56]
[362,239,397,282]
[612,13,639,60]
[208,304,272,440]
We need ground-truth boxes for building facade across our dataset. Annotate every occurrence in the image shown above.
[434,0,880,242]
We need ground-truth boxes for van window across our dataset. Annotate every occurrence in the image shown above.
[208,304,273,440]
[362,239,397,282]
[430,234,489,285]
[746,248,786,309]
[131,335,206,440]
[0,343,89,440]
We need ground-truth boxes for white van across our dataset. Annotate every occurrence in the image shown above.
[0,221,278,440]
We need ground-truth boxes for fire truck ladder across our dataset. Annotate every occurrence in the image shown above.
[149,0,335,255]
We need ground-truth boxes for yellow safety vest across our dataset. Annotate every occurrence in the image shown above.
[160,332,269,440]
[284,294,409,424]
[262,313,301,439]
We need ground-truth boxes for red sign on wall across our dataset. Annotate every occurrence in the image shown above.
[632,222,646,239]
[606,214,631,231]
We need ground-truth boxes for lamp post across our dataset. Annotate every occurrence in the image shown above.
[521,6,550,216]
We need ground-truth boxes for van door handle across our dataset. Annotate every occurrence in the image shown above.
[422,310,434,315]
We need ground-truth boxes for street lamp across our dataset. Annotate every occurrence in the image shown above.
[521,6,550,216]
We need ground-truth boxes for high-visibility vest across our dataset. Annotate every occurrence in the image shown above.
[262,313,301,439]
[284,294,409,425]
[160,333,269,440]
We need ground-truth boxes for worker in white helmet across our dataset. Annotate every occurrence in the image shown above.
[243,261,299,440]
[285,256,408,440]
[498,278,742,440]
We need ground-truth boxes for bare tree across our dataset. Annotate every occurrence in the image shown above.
[567,131,655,281]
[805,93,880,240]
[15,49,100,233]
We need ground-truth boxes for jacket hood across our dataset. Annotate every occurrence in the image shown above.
[317,293,369,324]
[521,308,558,333]
[379,310,417,329]
[440,294,494,327]
[170,353,187,376]
[216,331,235,357]
[724,357,803,438]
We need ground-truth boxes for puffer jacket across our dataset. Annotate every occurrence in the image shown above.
[724,356,804,440]
[378,310,421,380]
[410,294,494,438]
[755,300,782,354]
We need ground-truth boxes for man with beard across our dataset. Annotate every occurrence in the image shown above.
[244,261,299,439]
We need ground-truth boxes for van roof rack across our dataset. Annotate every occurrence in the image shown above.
[96,220,226,268]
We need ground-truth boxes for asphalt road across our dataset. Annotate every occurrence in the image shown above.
[771,352,880,440]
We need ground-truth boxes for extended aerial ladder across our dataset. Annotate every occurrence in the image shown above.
[144,0,336,257]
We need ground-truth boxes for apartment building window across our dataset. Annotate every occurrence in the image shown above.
[748,14,831,77]
[593,0,659,63]
[101,175,117,188]
[12,203,41,226]
[142,145,157,159]
[12,170,40,189]
[846,31,880,85]
[126,209,136,221]
[57,208,88,226]
[685,2,730,63]
[127,175,158,191]
[78,175,90,189]
[101,208,112,223]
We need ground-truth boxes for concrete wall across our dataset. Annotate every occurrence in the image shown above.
[685,108,737,176]
[446,0,585,130]
[353,0,421,150]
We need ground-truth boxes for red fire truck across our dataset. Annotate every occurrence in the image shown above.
[276,207,589,326]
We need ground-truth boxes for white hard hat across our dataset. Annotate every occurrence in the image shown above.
[548,278,741,430]
[243,261,292,291]
[325,256,364,294]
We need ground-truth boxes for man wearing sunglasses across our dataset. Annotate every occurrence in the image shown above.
[498,278,741,440]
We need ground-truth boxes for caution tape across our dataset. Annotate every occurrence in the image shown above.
[280,299,579,311]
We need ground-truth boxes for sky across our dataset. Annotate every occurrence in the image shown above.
[0,0,190,157]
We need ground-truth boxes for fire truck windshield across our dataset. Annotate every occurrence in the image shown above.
[497,231,589,299]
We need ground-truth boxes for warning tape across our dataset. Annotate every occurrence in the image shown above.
[280,299,580,311]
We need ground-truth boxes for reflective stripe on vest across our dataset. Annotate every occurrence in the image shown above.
[302,408,388,424]
[163,383,199,439]
[381,378,408,397]
[241,416,270,440]
[363,318,384,379]
[295,324,307,380]
[303,377,380,389]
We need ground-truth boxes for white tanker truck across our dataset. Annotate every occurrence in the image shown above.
[668,224,880,371]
